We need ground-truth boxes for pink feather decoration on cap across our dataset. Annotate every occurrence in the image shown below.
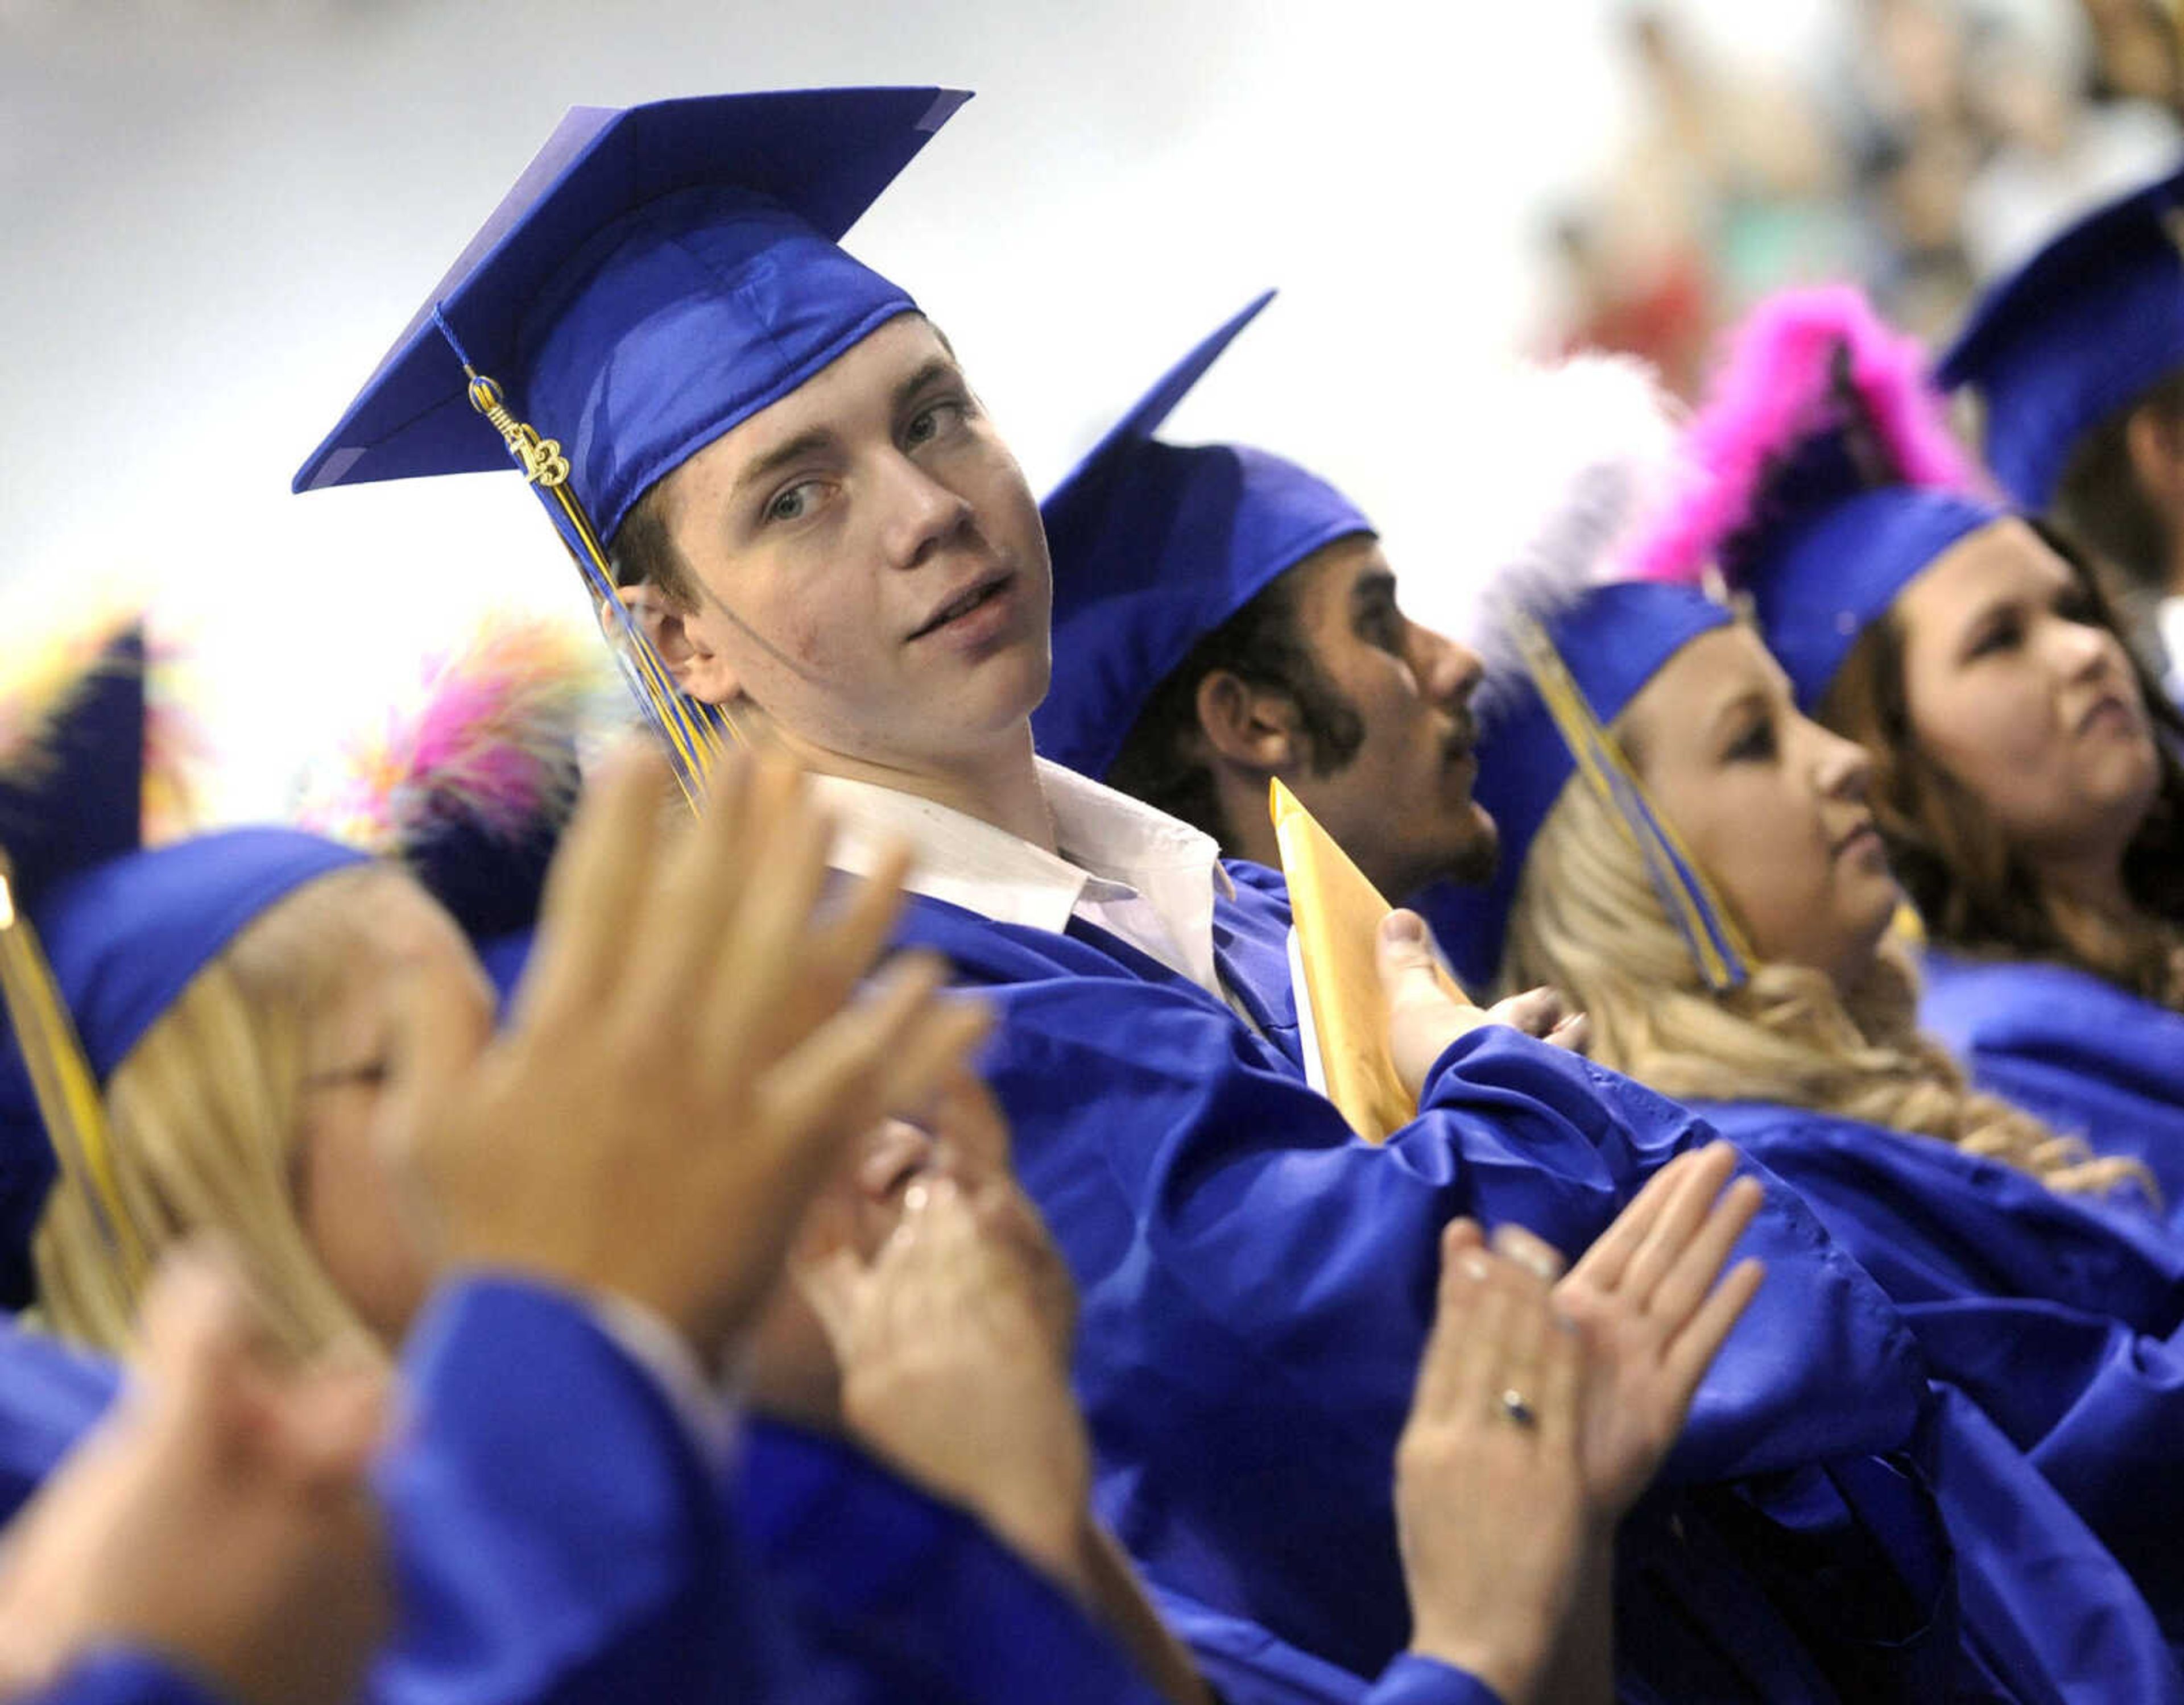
[1627,284,1993,589]
[302,613,606,856]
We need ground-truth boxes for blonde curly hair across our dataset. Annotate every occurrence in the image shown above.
[1504,759,2153,1199]
[32,867,390,1361]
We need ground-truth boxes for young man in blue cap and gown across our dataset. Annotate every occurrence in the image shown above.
[0,632,1181,1703]
[1939,163,2184,697]
[297,88,2026,1700]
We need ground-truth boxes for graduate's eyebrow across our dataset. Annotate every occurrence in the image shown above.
[1703,684,1771,742]
[1350,566,1399,615]
[729,429,837,505]
[726,358,967,507]
[892,355,964,413]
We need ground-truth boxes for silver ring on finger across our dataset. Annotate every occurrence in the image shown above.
[1498,1387,1538,1431]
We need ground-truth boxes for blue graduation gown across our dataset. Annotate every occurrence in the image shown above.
[25,1654,228,1705]
[0,1318,117,1517]
[1920,949,2184,1230]
[736,1417,1166,1704]
[1695,1098,2184,1665]
[890,860,1965,1699]
[0,1294,1165,1705]
[375,1277,768,1702]
[1151,1584,1503,1705]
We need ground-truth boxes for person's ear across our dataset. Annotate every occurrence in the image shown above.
[1194,669,1299,772]
[2123,402,2184,524]
[611,587,743,705]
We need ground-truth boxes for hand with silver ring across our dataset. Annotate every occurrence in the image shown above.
[1393,1220,1608,1705]
[1498,1388,1538,1431]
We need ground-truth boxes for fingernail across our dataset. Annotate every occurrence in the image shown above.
[1382,911,1424,946]
[1459,1252,1492,1282]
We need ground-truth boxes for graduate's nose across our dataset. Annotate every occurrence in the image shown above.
[1813,721,1872,804]
[1411,623,1483,711]
[878,452,975,570]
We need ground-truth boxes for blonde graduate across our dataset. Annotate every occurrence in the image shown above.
[1444,365,2184,1653]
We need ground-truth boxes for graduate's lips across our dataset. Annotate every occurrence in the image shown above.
[1832,816,1883,860]
[2077,690,2142,738]
[908,569,1018,643]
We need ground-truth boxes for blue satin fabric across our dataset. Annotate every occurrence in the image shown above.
[1920,950,2184,1232]
[1695,1098,2184,1667]
[0,1319,117,1516]
[737,1418,1165,1704]
[1151,1583,1502,1705]
[0,1290,1163,1704]
[890,858,1979,1698]
[24,1653,227,1705]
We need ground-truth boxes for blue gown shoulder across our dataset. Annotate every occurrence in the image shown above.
[1918,948,2184,1227]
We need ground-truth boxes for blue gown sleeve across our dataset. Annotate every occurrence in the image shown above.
[0,1323,118,1522]
[736,1418,1168,1705]
[1924,1383,2184,1701]
[892,891,1947,1693]
[1704,1102,2184,1652]
[1149,1583,1503,1705]
[22,1652,229,1705]
[370,1276,777,1704]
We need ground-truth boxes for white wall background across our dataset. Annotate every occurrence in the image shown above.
[1,0,1843,816]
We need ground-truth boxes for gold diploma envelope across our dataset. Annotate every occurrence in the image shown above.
[1269,777,1463,1144]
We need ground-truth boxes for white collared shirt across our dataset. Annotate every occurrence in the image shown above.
[810,758,1236,1002]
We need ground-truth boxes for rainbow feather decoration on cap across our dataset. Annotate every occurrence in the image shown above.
[1628,283,1994,590]
[301,613,611,941]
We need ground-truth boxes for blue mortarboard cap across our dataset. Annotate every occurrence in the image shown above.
[1032,292,1375,779]
[1430,582,1733,990]
[295,86,969,543]
[1727,448,2001,714]
[0,635,363,1305]
[1939,163,2184,509]
[1639,287,2007,716]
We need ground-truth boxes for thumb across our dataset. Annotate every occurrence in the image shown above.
[1375,910,1443,1000]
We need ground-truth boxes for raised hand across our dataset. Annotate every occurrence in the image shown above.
[0,1248,387,1705]
[383,744,992,1362]
[1549,1143,1765,1520]
[797,1154,1092,1594]
[1395,1220,1606,1705]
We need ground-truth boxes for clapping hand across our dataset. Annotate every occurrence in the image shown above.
[0,1247,387,1705]
[382,745,991,1363]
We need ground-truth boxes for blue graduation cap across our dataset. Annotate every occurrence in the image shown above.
[0,630,364,1308]
[294,87,971,801]
[1031,291,1375,779]
[1408,353,1752,992]
[1630,285,2005,713]
[1429,583,1740,993]
[1938,163,2184,510]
